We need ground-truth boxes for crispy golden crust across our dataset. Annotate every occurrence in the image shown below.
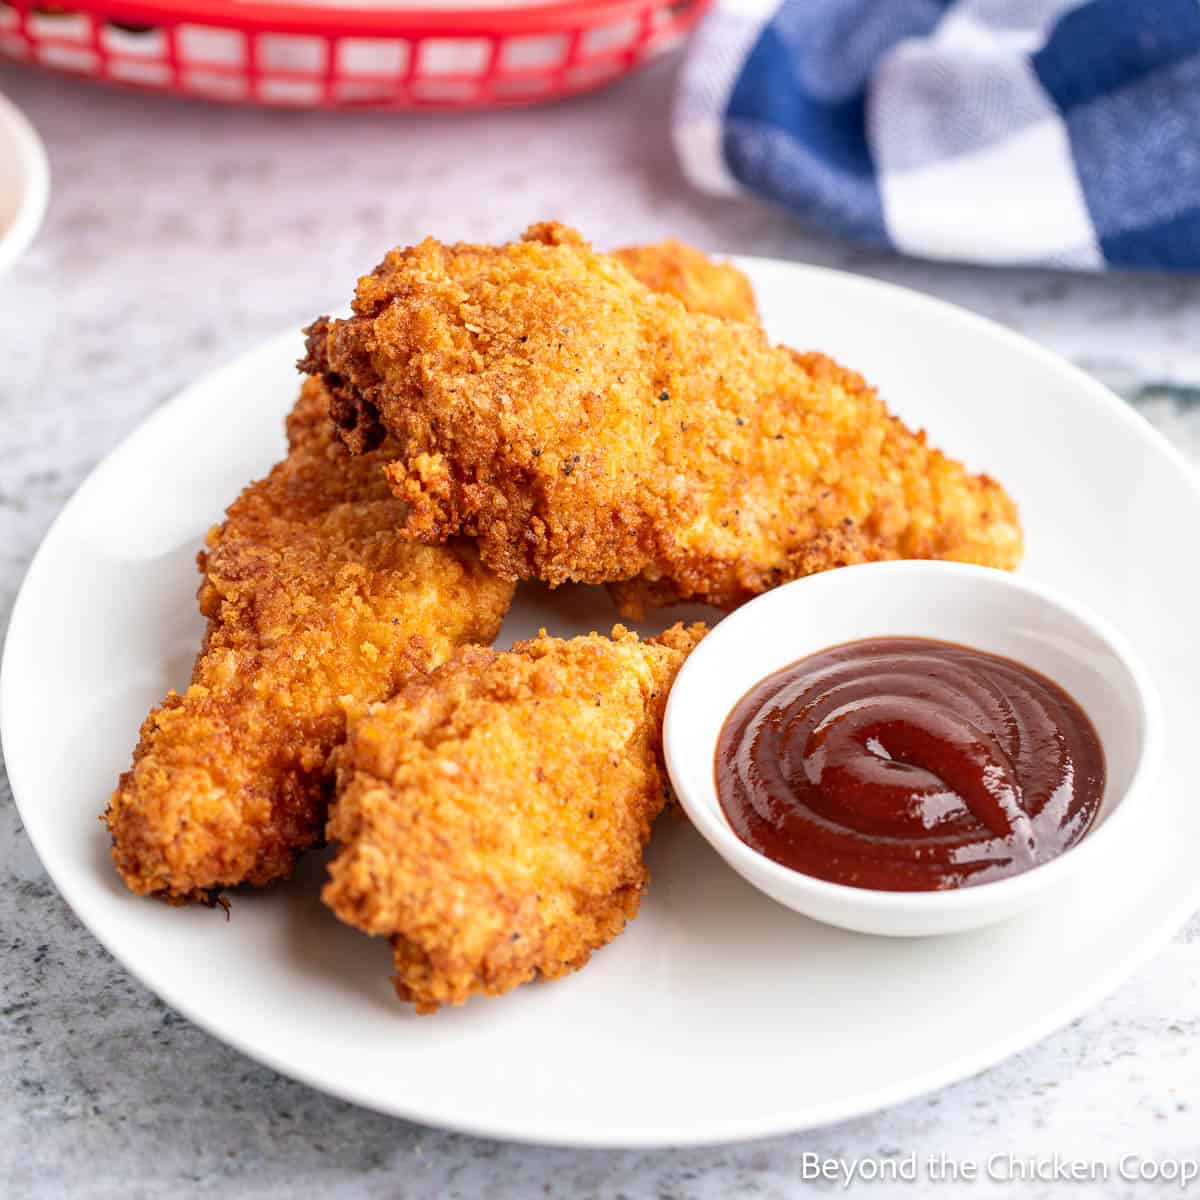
[527,222,757,322]
[303,223,1022,614]
[324,623,705,1012]
[613,239,757,323]
[106,378,515,903]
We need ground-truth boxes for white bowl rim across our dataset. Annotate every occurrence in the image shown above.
[664,560,1166,917]
[0,90,49,278]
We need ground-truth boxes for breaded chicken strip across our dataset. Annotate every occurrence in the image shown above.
[324,623,704,1012]
[614,239,757,322]
[106,378,515,903]
[303,224,1021,615]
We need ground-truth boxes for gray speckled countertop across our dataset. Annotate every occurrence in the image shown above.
[3,55,1200,1200]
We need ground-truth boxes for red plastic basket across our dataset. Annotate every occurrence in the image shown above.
[0,0,711,108]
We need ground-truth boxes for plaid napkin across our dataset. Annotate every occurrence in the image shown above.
[675,0,1200,270]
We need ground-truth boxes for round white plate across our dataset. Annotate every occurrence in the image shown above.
[0,91,48,277]
[5,259,1200,1148]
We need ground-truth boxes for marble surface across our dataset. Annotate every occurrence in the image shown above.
[3,54,1200,1200]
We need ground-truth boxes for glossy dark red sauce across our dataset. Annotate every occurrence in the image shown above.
[716,638,1105,891]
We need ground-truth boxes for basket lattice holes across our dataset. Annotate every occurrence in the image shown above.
[0,0,708,108]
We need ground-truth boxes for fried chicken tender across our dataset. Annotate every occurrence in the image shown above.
[324,622,705,1012]
[106,377,515,903]
[613,239,757,322]
[303,223,1021,614]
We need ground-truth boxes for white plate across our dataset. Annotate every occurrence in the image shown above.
[5,259,1200,1148]
[0,91,48,277]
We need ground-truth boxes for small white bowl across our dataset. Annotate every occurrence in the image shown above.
[664,562,1163,937]
[0,92,49,279]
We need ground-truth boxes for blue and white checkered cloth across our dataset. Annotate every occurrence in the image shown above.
[674,0,1200,270]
